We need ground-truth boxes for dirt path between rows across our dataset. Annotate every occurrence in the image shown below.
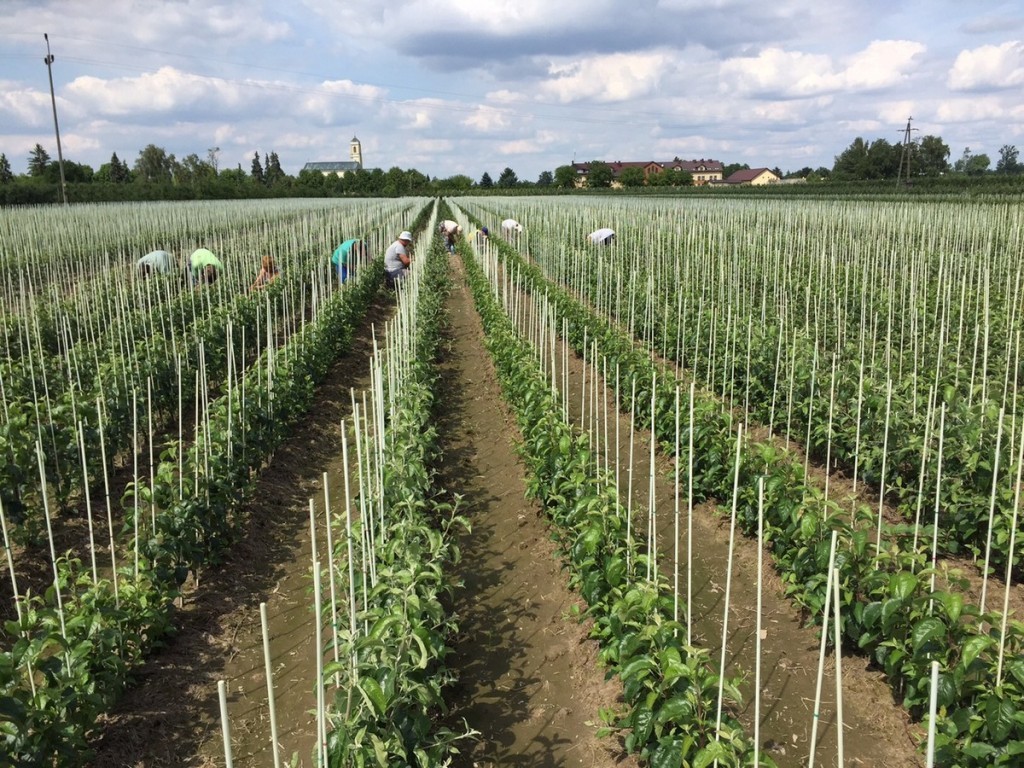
[493,249,927,768]
[438,254,638,767]
[86,255,641,767]
[86,296,394,767]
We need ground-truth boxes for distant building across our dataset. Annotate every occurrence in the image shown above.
[302,136,365,177]
[570,157,725,187]
[723,167,780,186]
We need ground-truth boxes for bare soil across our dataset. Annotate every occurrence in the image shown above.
[84,259,642,767]
[438,255,637,767]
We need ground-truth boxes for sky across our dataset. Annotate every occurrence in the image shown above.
[2,1,1023,181]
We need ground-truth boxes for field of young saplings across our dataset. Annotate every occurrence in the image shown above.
[1,194,1022,767]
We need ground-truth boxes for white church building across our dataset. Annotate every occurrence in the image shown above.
[302,137,365,177]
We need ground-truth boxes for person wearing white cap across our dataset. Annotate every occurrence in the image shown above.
[385,230,414,286]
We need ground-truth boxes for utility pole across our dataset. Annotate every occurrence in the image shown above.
[896,116,918,187]
[44,33,68,205]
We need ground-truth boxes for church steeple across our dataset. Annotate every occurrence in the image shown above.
[349,136,362,168]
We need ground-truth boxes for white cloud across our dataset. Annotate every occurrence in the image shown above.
[66,67,254,117]
[948,41,1024,91]
[0,88,53,128]
[498,131,558,154]
[539,51,676,103]
[936,97,1007,123]
[720,40,924,97]
[299,79,387,122]
[463,105,511,131]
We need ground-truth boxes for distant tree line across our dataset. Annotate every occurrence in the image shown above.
[0,145,563,206]
[3,136,1022,206]
[831,135,1022,181]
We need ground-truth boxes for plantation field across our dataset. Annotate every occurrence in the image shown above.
[1,195,1021,767]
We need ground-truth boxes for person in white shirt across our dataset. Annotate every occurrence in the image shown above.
[501,218,523,239]
[384,230,414,286]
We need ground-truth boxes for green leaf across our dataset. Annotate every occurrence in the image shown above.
[655,694,693,725]
[961,635,994,669]
[889,571,918,600]
[650,737,682,768]
[620,656,657,682]
[357,678,388,717]
[911,617,945,653]
[985,694,1015,743]
[934,591,964,623]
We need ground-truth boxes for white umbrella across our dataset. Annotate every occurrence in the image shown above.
[589,228,615,244]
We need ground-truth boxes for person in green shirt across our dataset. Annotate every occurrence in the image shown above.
[331,238,365,285]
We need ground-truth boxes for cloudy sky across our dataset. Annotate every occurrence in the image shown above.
[2,1,1023,181]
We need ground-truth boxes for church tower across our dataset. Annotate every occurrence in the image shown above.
[349,136,363,169]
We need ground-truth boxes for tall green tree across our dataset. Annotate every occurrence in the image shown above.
[134,144,175,183]
[497,167,519,188]
[43,159,92,183]
[265,151,285,185]
[0,154,13,184]
[618,167,646,187]
[586,161,613,188]
[438,174,474,191]
[833,137,899,180]
[479,171,493,188]
[996,144,1021,174]
[536,170,553,187]
[28,144,51,176]
[953,147,991,175]
[553,165,576,189]
[251,152,265,184]
[177,153,216,185]
[914,135,950,176]
[111,152,130,183]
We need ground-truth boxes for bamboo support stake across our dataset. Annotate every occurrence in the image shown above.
[133,388,140,580]
[832,567,845,767]
[926,661,940,768]
[755,476,764,767]
[875,380,893,563]
[313,562,327,767]
[808,530,839,768]
[260,603,282,768]
[77,421,99,585]
[714,424,744,749]
[627,377,637,575]
[687,381,695,648]
[672,385,681,628]
[647,372,657,582]
[323,472,341,687]
[928,406,947,611]
[980,409,1005,615]
[217,679,234,768]
[997,423,1024,684]
[36,441,70,669]
[97,397,119,603]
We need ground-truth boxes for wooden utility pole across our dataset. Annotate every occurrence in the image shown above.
[44,34,68,205]
[896,116,918,187]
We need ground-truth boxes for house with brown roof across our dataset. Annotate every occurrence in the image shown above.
[570,157,725,187]
[723,167,780,186]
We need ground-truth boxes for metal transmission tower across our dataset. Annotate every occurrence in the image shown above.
[896,116,918,186]
[44,34,68,205]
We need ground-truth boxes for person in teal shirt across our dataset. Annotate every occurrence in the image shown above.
[331,238,364,285]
